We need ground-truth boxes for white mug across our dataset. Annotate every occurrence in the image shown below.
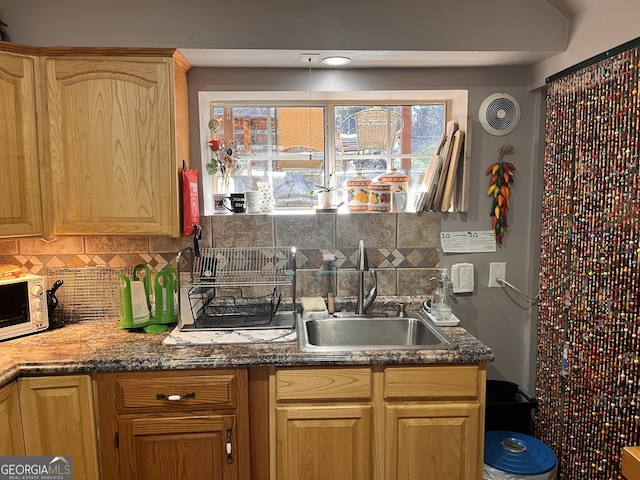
[392,192,408,212]
[213,193,232,214]
[244,190,260,213]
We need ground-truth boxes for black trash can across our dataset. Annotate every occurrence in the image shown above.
[485,380,538,435]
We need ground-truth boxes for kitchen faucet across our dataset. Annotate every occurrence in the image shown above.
[355,240,377,315]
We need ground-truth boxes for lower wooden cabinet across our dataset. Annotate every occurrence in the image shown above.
[0,381,25,455]
[384,403,481,480]
[275,404,372,480]
[119,415,237,480]
[96,368,250,480]
[271,364,486,480]
[18,375,100,480]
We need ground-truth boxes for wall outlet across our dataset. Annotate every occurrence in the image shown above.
[489,262,506,288]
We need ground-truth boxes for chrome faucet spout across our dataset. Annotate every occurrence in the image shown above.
[355,241,377,314]
[356,239,369,272]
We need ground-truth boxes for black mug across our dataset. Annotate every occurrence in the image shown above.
[230,193,246,213]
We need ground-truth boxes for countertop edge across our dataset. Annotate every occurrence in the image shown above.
[0,321,494,385]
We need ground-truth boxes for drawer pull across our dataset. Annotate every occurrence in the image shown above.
[226,427,233,464]
[156,391,196,401]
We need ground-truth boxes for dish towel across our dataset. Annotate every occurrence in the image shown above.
[163,326,297,345]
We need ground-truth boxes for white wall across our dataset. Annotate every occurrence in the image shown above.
[530,0,640,88]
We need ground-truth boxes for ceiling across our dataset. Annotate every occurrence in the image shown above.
[180,49,560,70]
[180,0,592,70]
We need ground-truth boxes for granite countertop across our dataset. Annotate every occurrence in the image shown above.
[0,320,494,385]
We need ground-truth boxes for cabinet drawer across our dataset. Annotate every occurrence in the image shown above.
[115,373,236,412]
[276,367,372,401]
[384,365,479,400]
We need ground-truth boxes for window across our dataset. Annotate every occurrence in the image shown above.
[333,105,445,204]
[199,93,451,214]
[208,105,327,208]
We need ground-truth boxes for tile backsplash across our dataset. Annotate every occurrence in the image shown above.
[0,212,442,299]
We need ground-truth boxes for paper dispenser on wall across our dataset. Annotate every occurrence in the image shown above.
[451,263,474,293]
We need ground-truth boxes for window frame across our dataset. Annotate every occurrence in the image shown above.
[198,90,466,215]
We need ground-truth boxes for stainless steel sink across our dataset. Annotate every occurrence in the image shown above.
[297,313,457,352]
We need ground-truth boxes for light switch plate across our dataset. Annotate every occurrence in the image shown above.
[489,262,506,288]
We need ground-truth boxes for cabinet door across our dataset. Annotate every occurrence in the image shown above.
[44,56,180,236]
[0,381,25,455]
[384,403,480,480]
[119,414,237,480]
[275,404,372,480]
[0,50,43,238]
[18,375,100,480]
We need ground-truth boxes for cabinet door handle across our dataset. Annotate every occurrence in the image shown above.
[226,427,233,464]
[156,391,196,401]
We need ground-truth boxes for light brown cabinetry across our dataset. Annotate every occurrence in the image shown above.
[18,375,100,480]
[42,49,190,236]
[273,367,373,480]
[275,404,372,480]
[0,44,189,238]
[271,364,486,480]
[0,381,25,455]
[96,368,250,480]
[383,366,484,480]
[0,47,44,238]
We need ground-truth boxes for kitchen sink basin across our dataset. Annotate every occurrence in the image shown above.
[297,313,457,353]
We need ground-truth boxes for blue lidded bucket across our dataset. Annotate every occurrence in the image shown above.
[484,431,557,480]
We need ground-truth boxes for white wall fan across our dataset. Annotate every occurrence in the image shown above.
[479,93,521,136]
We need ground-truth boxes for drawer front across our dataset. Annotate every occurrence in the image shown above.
[384,365,479,400]
[116,374,236,412]
[276,367,372,401]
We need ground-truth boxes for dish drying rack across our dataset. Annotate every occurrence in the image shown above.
[176,246,297,331]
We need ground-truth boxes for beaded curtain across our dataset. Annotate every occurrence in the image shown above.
[537,44,639,479]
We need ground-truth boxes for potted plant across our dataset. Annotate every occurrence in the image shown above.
[310,171,340,208]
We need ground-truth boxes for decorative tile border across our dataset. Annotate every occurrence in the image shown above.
[295,248,439,270]
[1,248,439,276]
[0,253,177,276]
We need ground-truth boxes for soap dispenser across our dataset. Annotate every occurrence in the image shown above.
[431,269,453,322]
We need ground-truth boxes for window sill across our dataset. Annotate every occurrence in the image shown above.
[205,205,425,216]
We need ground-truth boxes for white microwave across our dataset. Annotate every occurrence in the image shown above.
[0,274,49,341]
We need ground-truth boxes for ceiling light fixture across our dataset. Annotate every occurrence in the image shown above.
[322,56,351,66]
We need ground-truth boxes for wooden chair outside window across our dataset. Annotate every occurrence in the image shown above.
[336,109,405,155]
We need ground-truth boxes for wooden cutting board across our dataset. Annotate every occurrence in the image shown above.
[419,153,441,211]
[430,120,458,211]
[455,115,472,212]
[440,130,465,212]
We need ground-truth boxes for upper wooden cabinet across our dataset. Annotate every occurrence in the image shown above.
[42,49,190,236]
[0,43,190,238]
[0,48,44,238]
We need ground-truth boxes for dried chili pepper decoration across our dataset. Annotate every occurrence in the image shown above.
[486,144,516,245]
